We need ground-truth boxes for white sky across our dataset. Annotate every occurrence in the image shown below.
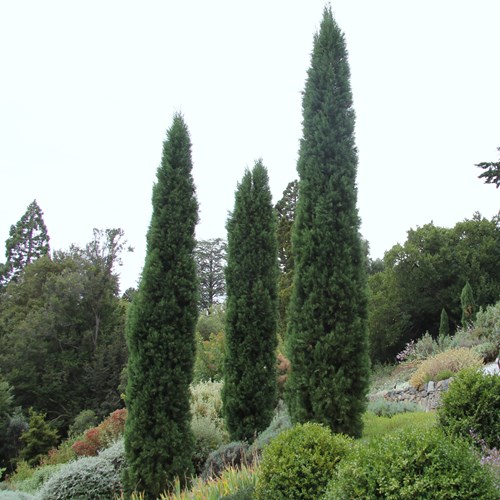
[1,1,499,292]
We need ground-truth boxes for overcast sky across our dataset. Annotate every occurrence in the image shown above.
[1,1,499,292]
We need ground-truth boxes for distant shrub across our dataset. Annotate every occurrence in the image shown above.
[20,410,59,467]
[255,423,352,500]
[472,341,498,362]
[409,348,483,389]
[472,300,500,350]
[38,440,125,500]
[71,409,127,457]
[68,410,97,438]
[247,402,291,461]
[397,331,453,363]
[367,398,421,418]
[325,427,499,499]
[193,332,225,383]
[202,441,249,481]
[438,368,500,450]
[190,380,224,430]
[7,464,61,494]
[191,415,228,475]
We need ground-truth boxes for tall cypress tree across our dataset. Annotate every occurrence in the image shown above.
[222,160,278,442]
[285,7,370,438]
[123,114,198,498]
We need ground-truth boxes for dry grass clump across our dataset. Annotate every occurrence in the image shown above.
[409,348,483,389]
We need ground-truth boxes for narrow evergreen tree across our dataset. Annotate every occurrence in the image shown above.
[460,281,476,328]
[439,308,450,338]
[123,114,198,498]
[222,160,278,442]
[285,7,370,438]
[1,200,50,285]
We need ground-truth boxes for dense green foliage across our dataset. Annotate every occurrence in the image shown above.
[123,114,198,498]
[194,239,227,312]
[255,422,352,500]
[0,230,128,433]
[368,213,500,362]
[285,6,370,437]
[222,160,279,442]
[325,427,499,499]
[438,368,500,450]
[0,200,50,286]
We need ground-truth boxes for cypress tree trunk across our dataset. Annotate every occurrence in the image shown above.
[285,7,370,438]
[123,114,198,498]
[222,160,278,442]
[460,281,476,328]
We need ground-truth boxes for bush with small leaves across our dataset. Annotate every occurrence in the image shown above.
[38,440,125,500]
[438,368,500,450]
[6,463,61,494]
[191,415,228,475]
[0,491,36,499]
[324,427,499,499]
[255,423,352,500]
[202,441,249,481]
[409,348,483,389]
[20,410,59,467]
[367,398,421,418]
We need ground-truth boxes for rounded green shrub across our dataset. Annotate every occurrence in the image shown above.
[324,427,499,499]
[37,440,125,500]
[255,422,352,500]
[438,368,500,449]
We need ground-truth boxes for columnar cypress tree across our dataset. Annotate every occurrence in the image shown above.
[285,7,370,438]
[439,308,450,338]
[222,160,278,442]
[123,114,198,498]
[460,281,476,328]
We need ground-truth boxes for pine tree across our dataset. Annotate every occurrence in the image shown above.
[222,160,278,442]
[123,114,198,498]
[439,308,450,338]
[461,281,476,328]
[285,7,370,438]
[1,200,50,285]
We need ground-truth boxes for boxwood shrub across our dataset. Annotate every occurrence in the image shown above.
[324,427,499,499]
[255,422,352,499]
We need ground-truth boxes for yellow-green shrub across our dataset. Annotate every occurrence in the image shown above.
[409,348,483,389]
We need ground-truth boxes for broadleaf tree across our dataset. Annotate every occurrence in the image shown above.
[222,160,279,442]
[285,7,370,438]
[123,114,198,498]
[1,200,50,285]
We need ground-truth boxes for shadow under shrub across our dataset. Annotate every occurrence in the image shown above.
[438,368,500,450]
[255,422,352,500]
[325,427,499,499]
